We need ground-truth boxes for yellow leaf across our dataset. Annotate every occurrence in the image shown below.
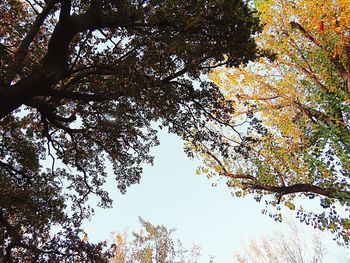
[285,201,295,210]
[334,27,342,33]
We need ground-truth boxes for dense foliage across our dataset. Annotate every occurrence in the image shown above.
[199,0,350,244]
[0,0,260,261]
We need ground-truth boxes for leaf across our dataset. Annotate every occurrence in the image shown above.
[285,201,295,210]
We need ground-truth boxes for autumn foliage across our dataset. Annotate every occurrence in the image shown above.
[201,0,350,244]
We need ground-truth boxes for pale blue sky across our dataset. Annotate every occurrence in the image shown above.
[84,129,349,262]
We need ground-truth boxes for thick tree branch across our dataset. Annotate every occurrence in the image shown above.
[0,71,55,119]
[1,4,187,119]
[205,148,348,200]
[59,0,72,22]
[246,183,343,199]
[6,0,56,84]
[25,98,76,124]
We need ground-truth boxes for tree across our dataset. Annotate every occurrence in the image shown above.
[0,0,260,261]
[113,217,202,263]
[196,0,350,244]
[235,220,326,263]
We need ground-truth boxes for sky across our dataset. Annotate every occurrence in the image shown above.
[84,129,349,262]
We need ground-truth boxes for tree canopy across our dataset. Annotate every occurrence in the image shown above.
[235,220,325,263]
[198,0,350,244]
[113,217,203,263]
[0,0,260,261]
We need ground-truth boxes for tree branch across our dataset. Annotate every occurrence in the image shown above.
[46,90,107,102]
[290,21,349,91]
[246,183,342,199]
[6,0,56,84]
[59,0,72,22]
